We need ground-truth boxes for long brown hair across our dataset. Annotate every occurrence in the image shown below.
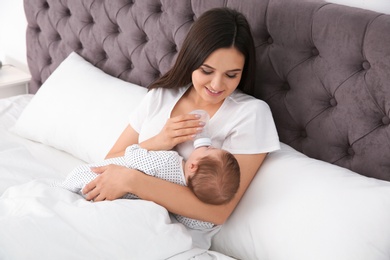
[148,7,256,95]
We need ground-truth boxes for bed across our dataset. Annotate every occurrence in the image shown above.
[1,0,390,259]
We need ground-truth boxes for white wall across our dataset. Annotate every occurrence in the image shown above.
[327,0,390,14]
[0,0,28,72]
[0,0,389,74]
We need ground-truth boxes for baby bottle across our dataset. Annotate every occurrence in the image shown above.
[190,109,212,148]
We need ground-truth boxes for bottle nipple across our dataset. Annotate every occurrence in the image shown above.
[190,110,212,148]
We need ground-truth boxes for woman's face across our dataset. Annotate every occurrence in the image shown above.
[192,47,245,105]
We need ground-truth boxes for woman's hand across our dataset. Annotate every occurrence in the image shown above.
[82,164,136,201]
[140,114,203,151]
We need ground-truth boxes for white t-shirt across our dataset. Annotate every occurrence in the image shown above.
[129,85,280,249]
[130,85,280,159]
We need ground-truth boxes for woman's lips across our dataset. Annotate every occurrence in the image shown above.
[205,87,223,96]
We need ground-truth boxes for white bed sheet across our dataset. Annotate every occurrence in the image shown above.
[0,95,234,260]
[0,95,85,181]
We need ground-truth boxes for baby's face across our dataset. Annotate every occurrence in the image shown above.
[184,146,223,181]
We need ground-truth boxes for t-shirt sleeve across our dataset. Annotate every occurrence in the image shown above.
[128,89,155,134]
[221,99,280,154]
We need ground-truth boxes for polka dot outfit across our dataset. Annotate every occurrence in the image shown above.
[57,144,214,230]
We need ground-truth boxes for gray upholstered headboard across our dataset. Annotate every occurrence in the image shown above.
[24,0,390,181]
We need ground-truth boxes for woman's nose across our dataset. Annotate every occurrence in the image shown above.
[210,74,223,90]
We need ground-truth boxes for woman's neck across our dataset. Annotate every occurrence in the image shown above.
[170,86,225,118]
[185,87,224,116]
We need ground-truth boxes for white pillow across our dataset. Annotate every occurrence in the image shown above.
[211,143,390,260]
[13,52,148,163]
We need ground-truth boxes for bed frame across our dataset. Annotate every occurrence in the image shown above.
[24,0,390,181]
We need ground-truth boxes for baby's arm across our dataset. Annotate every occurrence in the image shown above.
[174,214,214,230]
[124,145,175,177]
[59,157,128,195]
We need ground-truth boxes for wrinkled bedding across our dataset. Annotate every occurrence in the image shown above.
[0,179,193,259]
[0,95,233,260]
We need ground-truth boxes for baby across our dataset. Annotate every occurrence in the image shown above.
[58,144,240,230]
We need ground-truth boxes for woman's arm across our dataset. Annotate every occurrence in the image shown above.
[133,153,267,224]
[105,125,139,159]
[84,113,203,197]
[85,152,266,224]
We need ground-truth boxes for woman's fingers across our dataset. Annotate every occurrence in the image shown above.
[83,164,135,202]
[83,176,108,202]
[82,166,106,199]
[90,165,107,174]
[172,126,201,138]
[169,114,203,130]
[171,113,200,123]
[166,114,204,140]
[83,180,99,200]
[93,192,106,202]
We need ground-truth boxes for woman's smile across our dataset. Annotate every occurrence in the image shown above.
[192,47,245,105]
[205,86,224,96]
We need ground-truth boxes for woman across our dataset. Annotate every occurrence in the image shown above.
[83,7,280,241]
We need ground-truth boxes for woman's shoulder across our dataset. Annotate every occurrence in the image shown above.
[226,90,271,111]
[147,86,189,100]
[148,84,190,95]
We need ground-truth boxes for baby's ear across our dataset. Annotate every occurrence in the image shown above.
[189,162,198,173]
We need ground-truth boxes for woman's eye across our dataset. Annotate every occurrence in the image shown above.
[226,73,237,79]
[201,68,212,75]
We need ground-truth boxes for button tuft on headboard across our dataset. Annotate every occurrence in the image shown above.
[347,147,355,156]
[77,42,83,51]
[282,82,290,91]
[171,44,178,53]
[381,116,390,125]
[362,61,371,70]
[329,98,337,107]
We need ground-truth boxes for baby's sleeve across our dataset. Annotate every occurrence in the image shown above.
[57,156,128,194]
[124,145,173,177]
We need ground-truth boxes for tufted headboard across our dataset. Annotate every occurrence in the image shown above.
[24,0,390,181]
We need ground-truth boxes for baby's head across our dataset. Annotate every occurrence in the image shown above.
[184,146,240,205]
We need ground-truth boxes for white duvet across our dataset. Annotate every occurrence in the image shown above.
[0,96,234,260]
[0,179,193,259]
